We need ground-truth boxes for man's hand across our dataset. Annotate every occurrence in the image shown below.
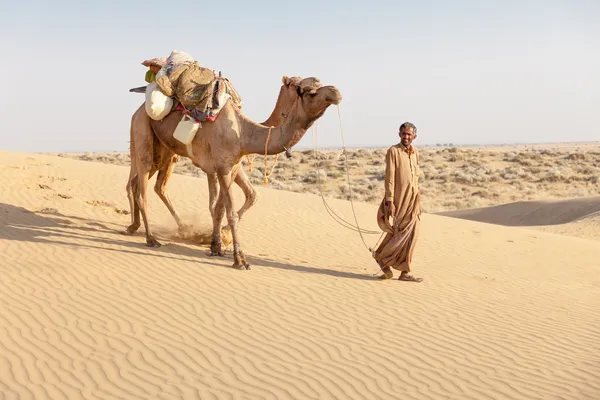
[385,201,396,219]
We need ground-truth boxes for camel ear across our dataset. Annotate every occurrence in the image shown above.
[287,76,302,87]
[282,76,289,85]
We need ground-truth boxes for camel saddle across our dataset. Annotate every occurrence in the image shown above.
[175,76,242,122]
[129,75,242,123]
[155,61,217,111]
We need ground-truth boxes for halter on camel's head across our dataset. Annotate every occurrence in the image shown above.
[272,77,323,158]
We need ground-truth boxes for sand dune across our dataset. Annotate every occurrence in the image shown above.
[437,197,600,241]
[1,150,599,399]
[437,196,600,226]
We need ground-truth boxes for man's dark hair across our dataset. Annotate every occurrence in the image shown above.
[399,122,417,134]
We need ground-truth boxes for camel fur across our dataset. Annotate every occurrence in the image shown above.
[129,75,341,269]
[125,76,317,238]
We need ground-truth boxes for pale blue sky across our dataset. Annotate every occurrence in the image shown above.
[0,0,598,152]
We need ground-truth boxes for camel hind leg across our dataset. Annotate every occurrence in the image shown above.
[125,119,141,235]
[135,169,161,247]
[154,154,190,235]
[126,174,141,235]
[130,104,161,247]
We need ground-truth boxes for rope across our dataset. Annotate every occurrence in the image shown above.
[311,114,386,255]
[246,154,256,172]
[263,126,279,186]
[311,127,372,233]
[246,126,280,186]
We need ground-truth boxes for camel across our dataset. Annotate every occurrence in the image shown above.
[130,77,341,269]
[125,76,315,238]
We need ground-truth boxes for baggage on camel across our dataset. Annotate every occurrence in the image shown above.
[144,81,173,120]
[130,50,243,145]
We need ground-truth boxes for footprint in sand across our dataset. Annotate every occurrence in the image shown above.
[86,200,114,208]
[85,200,130,215]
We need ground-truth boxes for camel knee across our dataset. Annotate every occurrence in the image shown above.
[153,180,164,197]
[127,178,139,200]
[226,209,239,226]
[248,189,259,207]
[213,198,226,218]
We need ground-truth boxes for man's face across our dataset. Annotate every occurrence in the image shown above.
[399,127,416,146]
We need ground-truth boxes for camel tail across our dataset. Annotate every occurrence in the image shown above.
[129,115,136,167]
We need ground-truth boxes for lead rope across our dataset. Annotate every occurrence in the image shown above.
[311,111,386,258]
[246,126,279,186]
[263,126,279,186]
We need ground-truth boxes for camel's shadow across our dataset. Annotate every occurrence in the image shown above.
[0,202,373,281]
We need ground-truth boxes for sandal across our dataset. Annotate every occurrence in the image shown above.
[398,274,423,283]
[377,267,393,280]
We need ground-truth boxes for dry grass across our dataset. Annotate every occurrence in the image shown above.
[54,142,600,213]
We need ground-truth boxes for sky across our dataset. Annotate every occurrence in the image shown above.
[0,0,598,153]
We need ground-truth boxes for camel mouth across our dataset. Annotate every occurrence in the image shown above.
[324,86,342,105]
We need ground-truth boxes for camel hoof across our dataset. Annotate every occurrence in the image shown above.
[125,224,140,235]
[146,237,162,248]
[233,251,251,270]
[177,224,193,236]
[210,238,224,257]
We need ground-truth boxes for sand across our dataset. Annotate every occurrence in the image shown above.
[1,149,599,399]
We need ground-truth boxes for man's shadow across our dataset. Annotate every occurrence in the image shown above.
[0,203,374,281]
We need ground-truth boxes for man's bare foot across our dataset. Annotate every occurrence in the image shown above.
[377,267,393,280]
[398,272,423,282]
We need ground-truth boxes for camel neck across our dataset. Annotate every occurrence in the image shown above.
[239,104,310,156]
[261,86,288,126]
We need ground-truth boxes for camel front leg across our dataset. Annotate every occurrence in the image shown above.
[234,168,259,221]
[210,188,226,256]
[215,170,250,270]
[207,173,220,220]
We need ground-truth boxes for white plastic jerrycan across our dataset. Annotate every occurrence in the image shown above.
[173,114,200,145]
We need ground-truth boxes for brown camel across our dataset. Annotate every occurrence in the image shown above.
[130,77,341,269]
[125,76,315,238]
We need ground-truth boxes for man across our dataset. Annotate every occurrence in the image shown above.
[373,122,423,282]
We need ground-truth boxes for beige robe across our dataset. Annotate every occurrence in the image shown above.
[373,143,421,272]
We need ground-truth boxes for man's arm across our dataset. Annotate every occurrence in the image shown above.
[384,147,396,202]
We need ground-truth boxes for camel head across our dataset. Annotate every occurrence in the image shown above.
[279,76,321,112]
[278,76,303,113]
[296,79,342,119]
